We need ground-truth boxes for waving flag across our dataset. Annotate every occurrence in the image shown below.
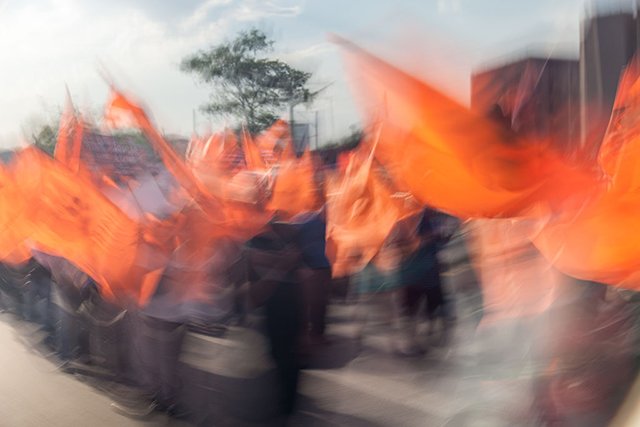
[333,35,601,220]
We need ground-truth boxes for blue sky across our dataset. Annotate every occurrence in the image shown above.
[0,0,630,148]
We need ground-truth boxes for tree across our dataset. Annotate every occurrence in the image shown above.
[33,124,58,156]
[22,108,62,157]
[181,28,314,134]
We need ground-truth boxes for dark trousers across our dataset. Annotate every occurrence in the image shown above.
[302,267,331,337]
[131,314,187,408]
[404,283,443,320]
[265,280,301,415]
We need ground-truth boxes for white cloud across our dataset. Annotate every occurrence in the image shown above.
[232,1,302,21]
[437,0,461,14]
[181,0,234,30]
[0,0,307,148]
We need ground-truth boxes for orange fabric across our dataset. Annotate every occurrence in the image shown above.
[334,36,601,220]
[0,163,31,265]
[267,149,320,219]
[53,93,76,166]
[325,144,418,277]
[4,146,173,306]
[255,119,290,152]
[104,90,272,303]
[530,62,640,291]
[335,38,640,292]
[241,128,266,173]
[466,219,561,322]
[104,88,213,208]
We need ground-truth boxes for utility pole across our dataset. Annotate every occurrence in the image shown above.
[315,110,319,150]
[289,103,295,136]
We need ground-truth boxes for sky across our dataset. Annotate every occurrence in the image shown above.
[0,0,632,148]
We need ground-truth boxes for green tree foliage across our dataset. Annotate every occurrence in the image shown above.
[22,108,61,157]
[181,28,313,134]
[33,124,58,156]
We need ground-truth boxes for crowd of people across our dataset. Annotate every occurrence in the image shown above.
[5,37,640,426]
[239,205,460,415]
[0,186,462,422]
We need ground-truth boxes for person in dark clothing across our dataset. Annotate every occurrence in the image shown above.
[402,243,442,320]
[401,208,458,353]
[245,225,304,417]
[291,207,332,347]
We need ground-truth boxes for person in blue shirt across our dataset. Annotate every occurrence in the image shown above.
[292,207,332,344]
[401,208,458,354]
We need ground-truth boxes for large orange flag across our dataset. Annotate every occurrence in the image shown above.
[333,35,601,220]
[336,37,640,291]
[531,62,640,290]
[9,146,172,306]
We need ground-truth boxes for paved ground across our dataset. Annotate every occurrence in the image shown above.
[0,304,529,427]
[0,269,544,425]
[0,315,190,427]
[0,235,605,426]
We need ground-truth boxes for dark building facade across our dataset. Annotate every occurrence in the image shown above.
[472,11,640,154]
[471,57,580,151]
[580,12,639,142]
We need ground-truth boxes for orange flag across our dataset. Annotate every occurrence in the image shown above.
[0,163,31,265]
[255,119,290,152]
[53,90,77,165]
[103,88,271,304]
[10,146,172,306]
[529,61,640,291]
[267,148,320,219]
[325,142,418,277]
[333,35,601,220]
[241,127,266,173]
[104,88,214,208]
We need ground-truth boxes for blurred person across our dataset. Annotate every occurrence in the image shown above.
[351,223,416,355]
[399,209,448,354]
[245,220,304,418]
[534,281,636,425]
[291,206,332,352]
[375,208,455,355]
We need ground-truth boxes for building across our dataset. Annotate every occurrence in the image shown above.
[80,130,166,179]
[471,56,580,150]
[580,12,639,142]
[472,11,640,154]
